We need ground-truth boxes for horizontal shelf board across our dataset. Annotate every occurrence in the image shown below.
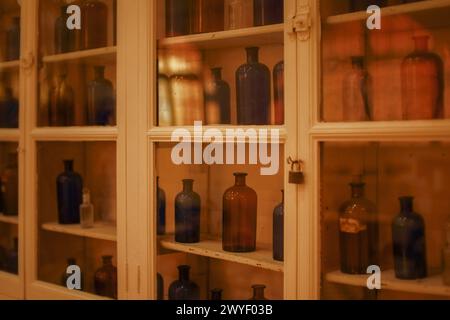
[326,0,450,24]
[148,125,287,143]
[0,60,20,70]
[42,46,117,65]
[310,120,450,141]
[31,127,118,141]
[41,222,116,242]
[159,24,284,49]
[326,270,450,297]
[159,235,283,272]
[0,214,18,225]
[0,129,20,142]
[29,281,112,300]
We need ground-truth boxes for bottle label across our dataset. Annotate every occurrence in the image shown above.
[340,217,367,234]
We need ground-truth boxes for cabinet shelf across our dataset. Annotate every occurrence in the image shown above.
[42,46,117,65]
[0,60,20,70]
[0,214,18,225]
[0,129,20,142]
[148,125,287,143]
[326,0,450,24]
[41,222,116,242]
[326,270,450,297]
[31,127,118,141]
[159,24,284,49]
[159,235,283,273]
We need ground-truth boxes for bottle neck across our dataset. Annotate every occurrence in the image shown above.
[102,256,113,266]
[211,289,222,300]
[94,67,105,80]
[246,47,259,64]
[211,68,222,81]
[414,36,429,53]
[350,183,364,198]
[178,265,190,281]
[252,285,266,299]
[183,180,193,192]
[64,160,74,172]
[83,190,91,204]
[399,197,414,214]
[234,174,247,186]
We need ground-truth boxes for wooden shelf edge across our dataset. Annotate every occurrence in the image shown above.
[28,281,112,300]
[326,270,450,297]
[41,222,117,242]
[42,46,117,64]
[31,127,118,141]
[326,0,450,24]
[0,60,20,70]
[0,129,20,142]
[159,236,284,273]
[0,214,19,225]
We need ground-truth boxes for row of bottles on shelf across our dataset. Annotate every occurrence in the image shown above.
[157,173,284,262]
[0,238,18,274]
[61,255,117,299]
[1,17,20,62]
[165,0,283,37]
[339,179,450,285]
[54,0,113,54]
[45,66,115,126]
[349,0,424,12]
[0,153,18,217]
[157,265,268,300]
[158,47,284,126]
[341,35,444,122]
[0,82,19,128]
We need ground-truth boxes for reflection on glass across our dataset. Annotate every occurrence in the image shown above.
[342,57,371,121]
[170,74,204,125]
[401,36,443,120]
[48,73,75,126]
[205,68,231,125]
[158,74,173,126]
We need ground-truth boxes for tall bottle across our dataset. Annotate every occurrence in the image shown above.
[175,179,201,243]
[0,87,19,128]
[87,66,115,126]
[48,73,75,126]
[80,189,94,229]
[249,284,267,300]
[236,47,270,125]
[205,68,231,125]
[401,36,443,120]
[443,220,450,286]
[82,0,108,50]
[253,0,283,26]
[6,17,20,61]
[224,0,253,30]
[166,0,194,37]
[94,255,118,299]
[61,258,83,290]
[54,5,74,54]
[223,173,257,252]
[273,190,284,261]
[170,74,204,125]
[1,153,18,216]
[210,288,223,300]
[6,238,18,274]
[273,61,284,125]
[168,265,200,300]
[57,160,83,224]
[392,197,427,279]
[339,180,378,274]
[343,56,371,121]
[192,0,224,33]
[157,177,166,235]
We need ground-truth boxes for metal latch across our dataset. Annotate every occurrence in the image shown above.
[290,5,311,41]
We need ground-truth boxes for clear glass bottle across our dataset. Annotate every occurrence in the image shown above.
[249,284,267,300]
[80,189,94,229]
[339,180,378,274]
[443,220,450,286]
[87,66,115,126]
[48,73,75,126]
[6,17,20,61]
[1,153,18,216]
[224,0,253,30]
[343,56,371,121]
[401,36,444,120]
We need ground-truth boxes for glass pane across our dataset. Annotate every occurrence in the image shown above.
[154,142,284,300]
[37,142,117,298]
[320,0,450,122]
[320,141,450,299]
[37,0,117,127]
[0,142,19,275]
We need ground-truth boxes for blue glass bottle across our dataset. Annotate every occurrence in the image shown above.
[168,265,200,300]
[392,196,427,279]
[87,66,115,126]
[236,47,270,125]
[57,160,83,224]
[175,179,201,243]
[0,87,19,128]
[273,190,284,261]
[157,176,166,235]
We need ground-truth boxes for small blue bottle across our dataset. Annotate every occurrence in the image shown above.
[175,179,200,243]
[168,265,200,300]
[157,176,166,235]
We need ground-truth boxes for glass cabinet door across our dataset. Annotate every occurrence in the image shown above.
[318,0,450,300]
[149,0,295,300]
[27,0,120,299]
[0,0,22,299]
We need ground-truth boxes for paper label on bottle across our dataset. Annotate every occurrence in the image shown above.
[340,218,367,234]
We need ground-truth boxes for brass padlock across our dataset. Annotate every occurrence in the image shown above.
[288,157,304,185]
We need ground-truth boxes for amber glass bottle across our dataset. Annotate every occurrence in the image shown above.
[249,285,267,300]
[222,173,257,252]
[82,0,108,50]
[193,0,225,33]
[94,255,118,299]
[166,0,194,36]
